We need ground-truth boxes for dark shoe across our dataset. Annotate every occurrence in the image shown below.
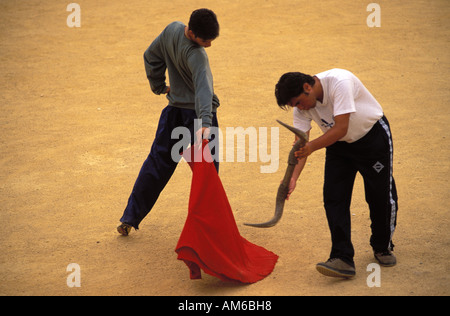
[316,258,356,278]
[374,250,397,267]
[117,223,132,236]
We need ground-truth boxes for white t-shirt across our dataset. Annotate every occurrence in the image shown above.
[293,69,383,143]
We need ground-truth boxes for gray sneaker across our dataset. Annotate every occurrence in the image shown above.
[374,250,397,267]
[316,258,356,278]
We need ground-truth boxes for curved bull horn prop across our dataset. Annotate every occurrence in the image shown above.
[244,120,308,228]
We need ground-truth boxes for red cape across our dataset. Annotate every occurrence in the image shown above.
[175,141,278,283]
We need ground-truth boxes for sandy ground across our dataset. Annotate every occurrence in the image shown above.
[0,0,449,296]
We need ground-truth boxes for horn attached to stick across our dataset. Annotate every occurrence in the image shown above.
[244,120,308,228]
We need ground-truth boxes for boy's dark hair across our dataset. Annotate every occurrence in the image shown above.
[188,9,220,40]
[275,72,315,110]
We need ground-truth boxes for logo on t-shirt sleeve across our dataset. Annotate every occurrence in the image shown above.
[321,119,334,128]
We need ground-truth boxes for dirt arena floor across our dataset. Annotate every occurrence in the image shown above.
[1,0,449,296]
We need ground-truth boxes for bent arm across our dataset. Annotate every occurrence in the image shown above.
[296,113,350,159]
[286,131,310,199]
[143,34,169,95]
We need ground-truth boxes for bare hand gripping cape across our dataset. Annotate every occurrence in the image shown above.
[175,141,278,283]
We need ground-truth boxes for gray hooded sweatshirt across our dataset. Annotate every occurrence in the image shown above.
[143,21,220,127]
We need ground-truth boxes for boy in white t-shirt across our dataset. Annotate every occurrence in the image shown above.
[275,69,398,278]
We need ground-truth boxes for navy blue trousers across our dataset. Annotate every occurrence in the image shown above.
[120,106,219,229]
[323,116,398,266]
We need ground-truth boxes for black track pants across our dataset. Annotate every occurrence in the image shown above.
[323,116,398,266]
[120,106,219,229]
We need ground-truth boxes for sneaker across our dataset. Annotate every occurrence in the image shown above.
[374,250,397,267]
[117,223,132,236]
[316,258,356,278]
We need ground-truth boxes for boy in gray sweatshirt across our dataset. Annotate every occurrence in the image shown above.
[118,9,220,235]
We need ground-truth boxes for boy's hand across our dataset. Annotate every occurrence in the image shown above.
[285,177,297,200]
[295,142,313,159]
[195,127,210,145]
